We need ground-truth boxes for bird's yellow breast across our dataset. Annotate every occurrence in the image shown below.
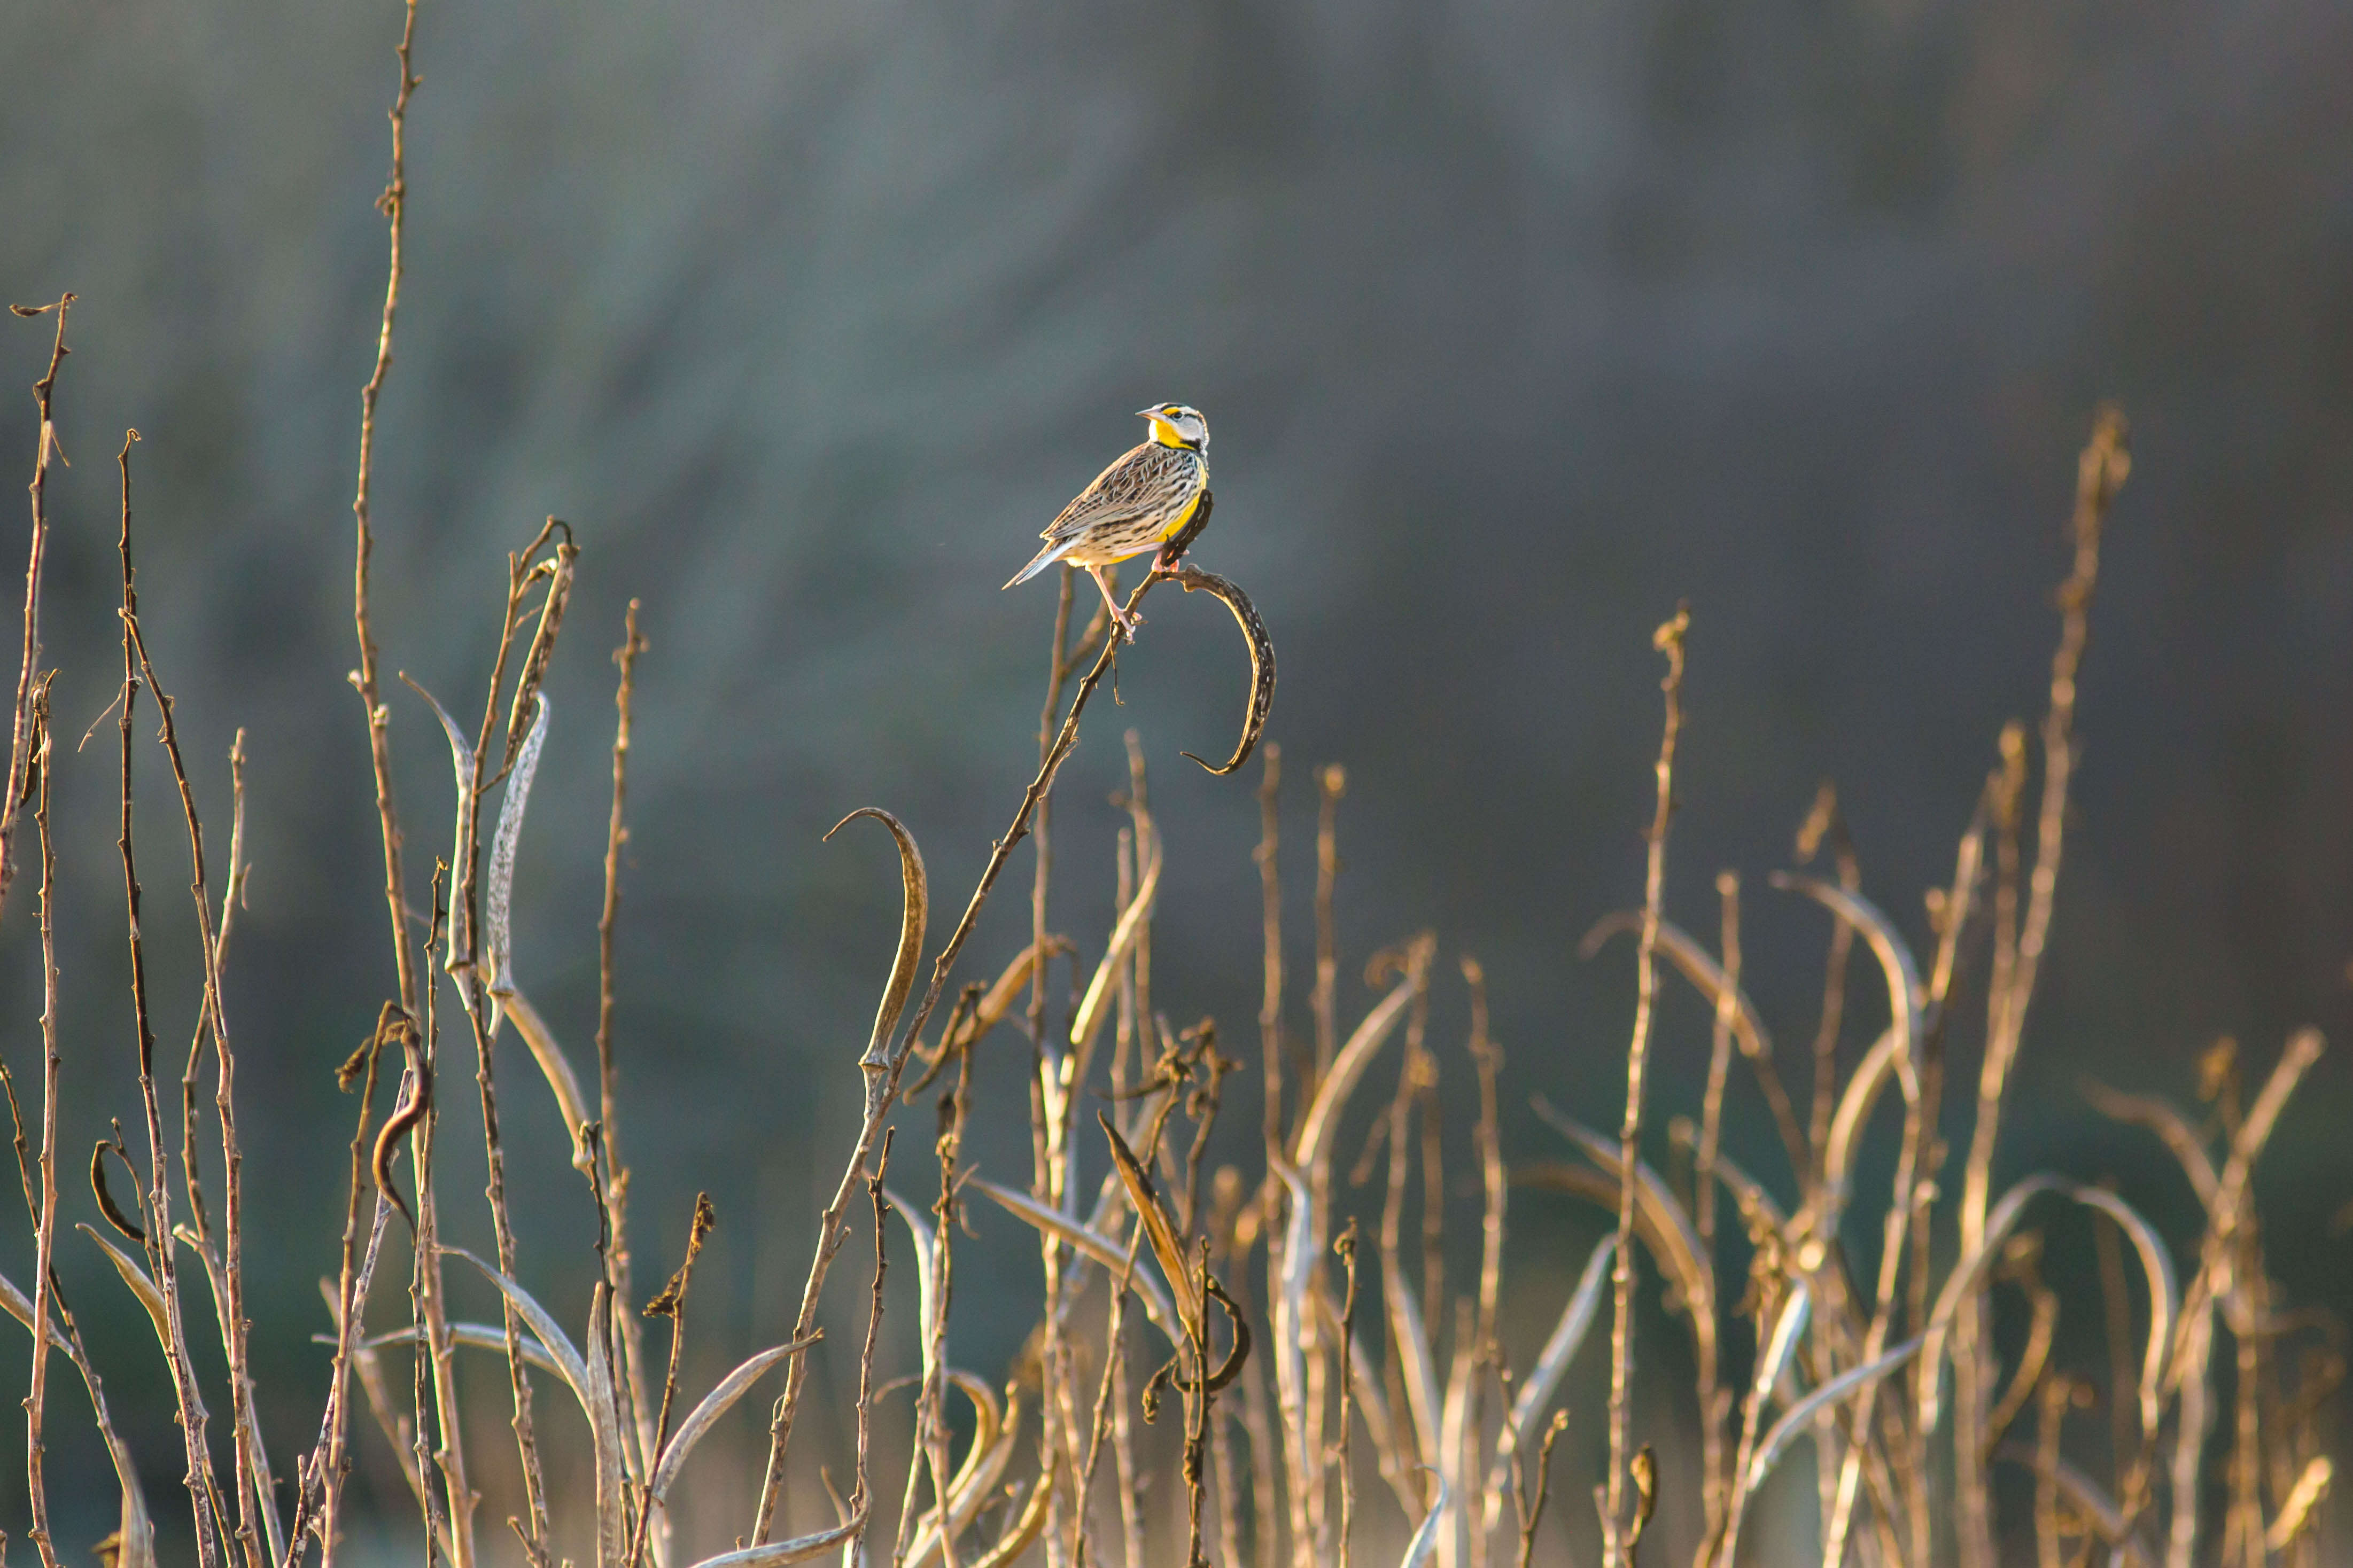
[1158,487,1205,541]
[1148,418,1187,447]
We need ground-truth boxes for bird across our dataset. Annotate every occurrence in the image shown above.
[1005,403,1209,637]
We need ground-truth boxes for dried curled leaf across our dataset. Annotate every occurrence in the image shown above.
[897,1383,1024,1568]
[1399,1469,1451,1568]
[1167,563,1275,775]
[1069,821,1161,1053]
[1746,1336,1923,1493]
[826,807,929,1074]
[968,1176,1180,1341]
[1581,912,1775,1062]
[683,1518,865,1568]
[77,1223,170,1347]
[648,1334,822,1505]
[1292,972,1418,1180]
[484,691,550,1015]
[1916,1177,2176,1437]
[1384,1251,1443,1472]
[1527,1097,1719,1395]
[1770,873,1920,1099]
[2080,1078,2218,1204]
[440,1246,594,1430]
[1101,1113,1202,1330]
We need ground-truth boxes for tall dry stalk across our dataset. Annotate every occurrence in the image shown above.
[8,293,71,1568]
[1602,605,1688,1567]
[1953,407,2130,1568]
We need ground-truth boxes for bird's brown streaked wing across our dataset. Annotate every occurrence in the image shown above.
[1040,443,1179,543]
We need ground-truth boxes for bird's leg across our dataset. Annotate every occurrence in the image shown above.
[1089,565,1141,639]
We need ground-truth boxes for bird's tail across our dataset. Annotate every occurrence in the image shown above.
[1003,539,1071,589]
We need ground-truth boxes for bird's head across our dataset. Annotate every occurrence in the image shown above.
[1139,403,1208,451]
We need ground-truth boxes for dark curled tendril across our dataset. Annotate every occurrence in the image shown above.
[1168,565,1275,776]
[91,1142,145,1244]
[1174,1275,1253,1395]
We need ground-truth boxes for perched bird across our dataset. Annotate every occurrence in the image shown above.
[1005,403,1209,636]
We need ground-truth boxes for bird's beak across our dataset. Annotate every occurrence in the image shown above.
[1136,408,1163,422]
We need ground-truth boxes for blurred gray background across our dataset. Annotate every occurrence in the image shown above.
[2,0,2349,1558]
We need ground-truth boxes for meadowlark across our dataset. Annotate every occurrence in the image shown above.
[1005,403,1210,637]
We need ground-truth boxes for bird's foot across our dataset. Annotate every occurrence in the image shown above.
[1112,606,1144,641]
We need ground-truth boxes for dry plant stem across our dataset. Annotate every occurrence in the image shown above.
[1956,407,2129,1568]
[1516,1414,1568,1568]
[752,570,1169,1541]
[1793,785,1858,1193]
[601,600,654,1484]
[1377,949,1422,1508]
[1603,607,1688,1568]
[413,872,469,1567]
[126,562,275,1568]
[1073,1208,1151,1568]
[1204,1189,1245,1568]
[22,684,61,1568]
[926,1054,973,1568]
[1821,1041,1928,1565]
[302,1060,397,1558]
[117,433,230,1566]
[1,294,69,924]
[1256,745,1284,1154]
[454,531,574,1562]
[1314,766,1346,1080]
[2094,1205,2138,1483]
[352,0,421,1025]
[1334,1220,1362,1568]
[1109,831,1149,1568]
[1236,1268,1280,1568]
[630,1193,715,1568]
[1415,1027,1443,1346]
[2226,1242,2263,1568]
[1122,731,1155,1071]
[1952,722,2026,1565]
[1465,959,1504,1568]
[846,1136,896,1563]
[1694,875,1739,1251]
[461,925,547,1557]
[1031,568,1075,1568]
[1691,872,1739,1546]
[1898,791,1993,1568]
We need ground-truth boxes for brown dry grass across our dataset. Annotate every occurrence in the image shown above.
[0,7,2340,1568]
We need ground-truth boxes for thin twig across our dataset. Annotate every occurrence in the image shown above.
[1031,567,1076,1568]
[601,599,656,1507]
[351,0,421,1027]
[1691,870,1739,1543]
[847,1134,897,1563]
[126,592,276,1568]
[1603,606,1688,1568]
[1313,766,1346,1082]
[1,292,70,923]
[1956,407,2130,1568]
[1334,1219,1362,1568]
[1257,746,1284,1154]
[22,678,61,1568]
[629,1194,715,1568]
[117,431,233,1566]
[1793,783,1859,1196]
[1516,1413,1568,1568]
